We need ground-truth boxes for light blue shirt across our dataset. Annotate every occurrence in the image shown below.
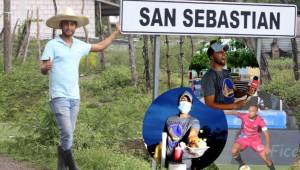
[41,36,91,99]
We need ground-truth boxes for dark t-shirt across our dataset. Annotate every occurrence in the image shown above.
[201,68,235,104]
[165,115,200,156]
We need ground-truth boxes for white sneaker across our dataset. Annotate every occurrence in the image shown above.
[239,165,251,170]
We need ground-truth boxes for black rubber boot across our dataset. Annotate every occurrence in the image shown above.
[57,146,67,170]
[63,149,79,170]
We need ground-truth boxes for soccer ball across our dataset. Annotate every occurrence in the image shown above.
[239,165,251,170]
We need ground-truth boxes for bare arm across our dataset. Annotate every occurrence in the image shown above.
[204,95,246,110]
[224,110,239,115]
[90,24,120,52]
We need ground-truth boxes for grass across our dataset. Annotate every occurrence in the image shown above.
[0,123,19,143]
[0,37,195,169]
[217,164,290,170]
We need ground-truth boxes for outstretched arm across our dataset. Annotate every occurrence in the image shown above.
[224,110,240,115]
[204,95,246,110]
[90,24,120,52]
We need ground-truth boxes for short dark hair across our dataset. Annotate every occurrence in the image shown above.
[207,47,214,58]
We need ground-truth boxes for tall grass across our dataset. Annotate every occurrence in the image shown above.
[0,37,196,169]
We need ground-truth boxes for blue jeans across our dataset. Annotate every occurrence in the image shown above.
[50,97,80,151]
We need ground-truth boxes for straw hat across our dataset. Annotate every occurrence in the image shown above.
[46,7,89,29]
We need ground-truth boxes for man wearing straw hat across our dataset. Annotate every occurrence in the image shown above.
[40,7,120,170]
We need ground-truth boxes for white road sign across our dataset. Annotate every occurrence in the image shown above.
[121,0,297,37]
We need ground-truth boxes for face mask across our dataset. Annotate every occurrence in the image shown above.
[178,101,192,114]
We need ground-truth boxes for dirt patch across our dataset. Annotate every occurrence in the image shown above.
[0,155,41,170]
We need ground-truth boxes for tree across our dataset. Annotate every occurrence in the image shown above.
[11,19,19,44]
[190,46,210,74]
[165,35,171,89]
[95,2,105,70]
[128,35,138,87]
[36,8,41,61]
[52,0,57,38]
[0,28,4,40]
[226,39,259,68]
[291,38,299,81]
[3,0,12,73]
[189,36,194,58]
[81,0,90,69]
[271,38,280,59]
[16,10,33,63]
[179,36,184,86]
[81,0,89,43]
[142,35,151,93]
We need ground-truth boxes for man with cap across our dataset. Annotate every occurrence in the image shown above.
[165,91,200,169]
[40,7,120,170]
[201,40,249,110]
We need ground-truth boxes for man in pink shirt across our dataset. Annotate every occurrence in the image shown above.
[225,105,275,170]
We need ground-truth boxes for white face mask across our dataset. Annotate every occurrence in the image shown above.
[178,101,192,114]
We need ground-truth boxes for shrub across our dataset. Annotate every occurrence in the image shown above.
[190,46,210,73]
[226,48,258,68]
[261,59,300,106]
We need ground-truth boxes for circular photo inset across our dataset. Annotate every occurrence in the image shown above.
[142,87,228,169]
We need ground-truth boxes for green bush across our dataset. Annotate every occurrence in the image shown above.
[228,39,245,49]
[268,58,293,70]
[84,66,132,90]
[225,39,258,68]
[79,52,99,72]
[226,48,258,68]
[0,62,47,121]
[261,59,300,106]
[190,46,210,73]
